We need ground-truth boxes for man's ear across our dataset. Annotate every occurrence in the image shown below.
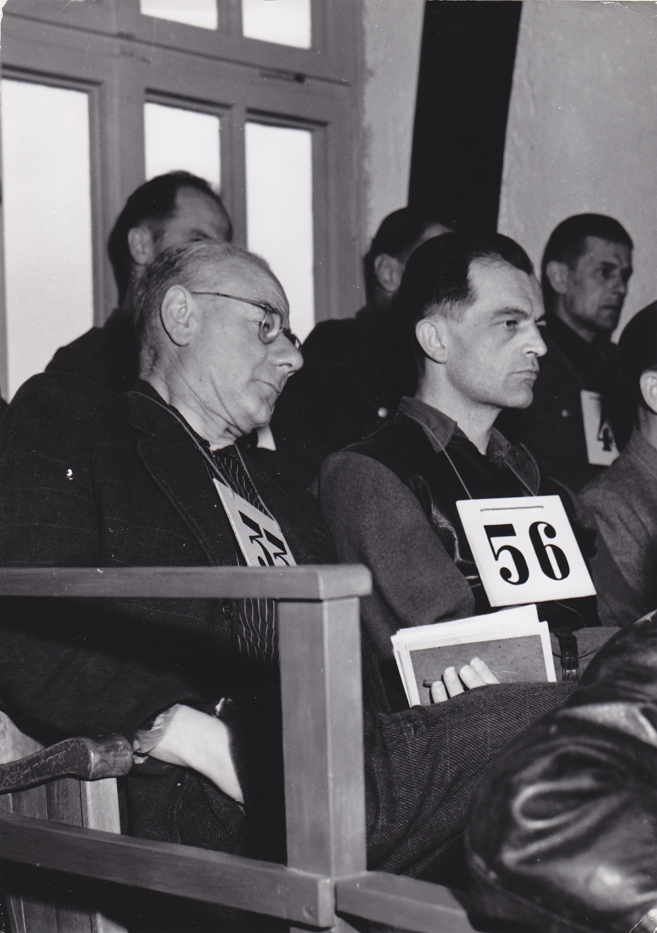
[640,370,657,415]
[159,285,196,347]
[374,253,405,295]
[544,260,569,296]
[128,225,157,268]
[416,316,448,363]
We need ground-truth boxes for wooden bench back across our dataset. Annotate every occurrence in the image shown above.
[0,710,124,932]
[0,566,473,933]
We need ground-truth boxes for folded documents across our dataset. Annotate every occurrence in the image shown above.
[391,604,556,707]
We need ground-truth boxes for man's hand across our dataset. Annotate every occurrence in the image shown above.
[146,704,244,803]
[430,657,500,703]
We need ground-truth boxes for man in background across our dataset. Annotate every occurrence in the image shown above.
[499,213,633,491]
[276,207,451,457]
[46,171,232,393]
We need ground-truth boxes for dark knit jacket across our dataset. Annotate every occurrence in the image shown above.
[320,398,600,710]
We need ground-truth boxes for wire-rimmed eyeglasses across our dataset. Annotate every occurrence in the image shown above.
[189,291,302,350]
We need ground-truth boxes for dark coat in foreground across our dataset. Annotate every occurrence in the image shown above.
[0,374,570,896]
[467,615,657,933]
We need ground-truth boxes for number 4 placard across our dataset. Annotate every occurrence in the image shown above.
[456,495,595,607]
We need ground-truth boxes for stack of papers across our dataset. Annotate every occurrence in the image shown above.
[391,604,556,707]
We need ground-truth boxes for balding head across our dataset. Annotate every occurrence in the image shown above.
[135,241,302,446]
[135,241,272,372]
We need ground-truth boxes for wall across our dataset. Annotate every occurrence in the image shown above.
[360,0,425,248]
[499,1,657,332]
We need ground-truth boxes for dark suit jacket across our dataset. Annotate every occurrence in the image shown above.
[0,373,334,863]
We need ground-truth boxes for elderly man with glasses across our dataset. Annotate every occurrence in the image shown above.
[0,241,324,929]
[0,241,572,931]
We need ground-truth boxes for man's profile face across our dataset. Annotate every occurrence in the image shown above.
[561,236,632,337]
[184,258,302,436]
[439,260,546,413]
[155,187,231,254]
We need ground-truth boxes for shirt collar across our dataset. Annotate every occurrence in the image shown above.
[398,396,457,448]
[398,396,513,462]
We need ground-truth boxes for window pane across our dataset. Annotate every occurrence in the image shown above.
[140,0,218,31]
[144,103,221,189]
[242,0,311,49]
[1,80,93,398]
[245,122,314,341]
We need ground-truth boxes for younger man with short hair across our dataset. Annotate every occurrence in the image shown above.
[319,232,614,711]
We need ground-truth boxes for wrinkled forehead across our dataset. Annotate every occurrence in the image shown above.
[196,255,288,312]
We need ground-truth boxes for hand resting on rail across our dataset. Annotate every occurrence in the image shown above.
[135,703,244,804]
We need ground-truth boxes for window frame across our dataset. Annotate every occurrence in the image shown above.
[3,0,357,83]
[0,0,364,399]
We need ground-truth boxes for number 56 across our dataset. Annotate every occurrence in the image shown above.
[485,522,570,585]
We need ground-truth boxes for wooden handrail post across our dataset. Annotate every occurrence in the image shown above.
[278,597,367,933]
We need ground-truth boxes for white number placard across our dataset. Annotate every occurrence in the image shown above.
[456,495,595,607]
[214,479,296,568]
[581,390,619,466]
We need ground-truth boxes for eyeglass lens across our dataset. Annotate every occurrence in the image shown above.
[260,310,301,350]
[190,291,300,349]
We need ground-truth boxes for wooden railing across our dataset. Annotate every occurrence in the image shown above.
[0,566,473,933]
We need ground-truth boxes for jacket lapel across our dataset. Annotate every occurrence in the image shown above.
[127,388,240,568]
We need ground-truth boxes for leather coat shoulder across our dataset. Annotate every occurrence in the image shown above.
[467,614,657,933]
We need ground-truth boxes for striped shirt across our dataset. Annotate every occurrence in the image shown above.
[210,444,278,666]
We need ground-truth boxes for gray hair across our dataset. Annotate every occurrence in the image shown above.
[135,241,272,373]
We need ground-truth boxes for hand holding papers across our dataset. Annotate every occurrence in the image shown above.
[430,657,500,703]
[392,604,556,707]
